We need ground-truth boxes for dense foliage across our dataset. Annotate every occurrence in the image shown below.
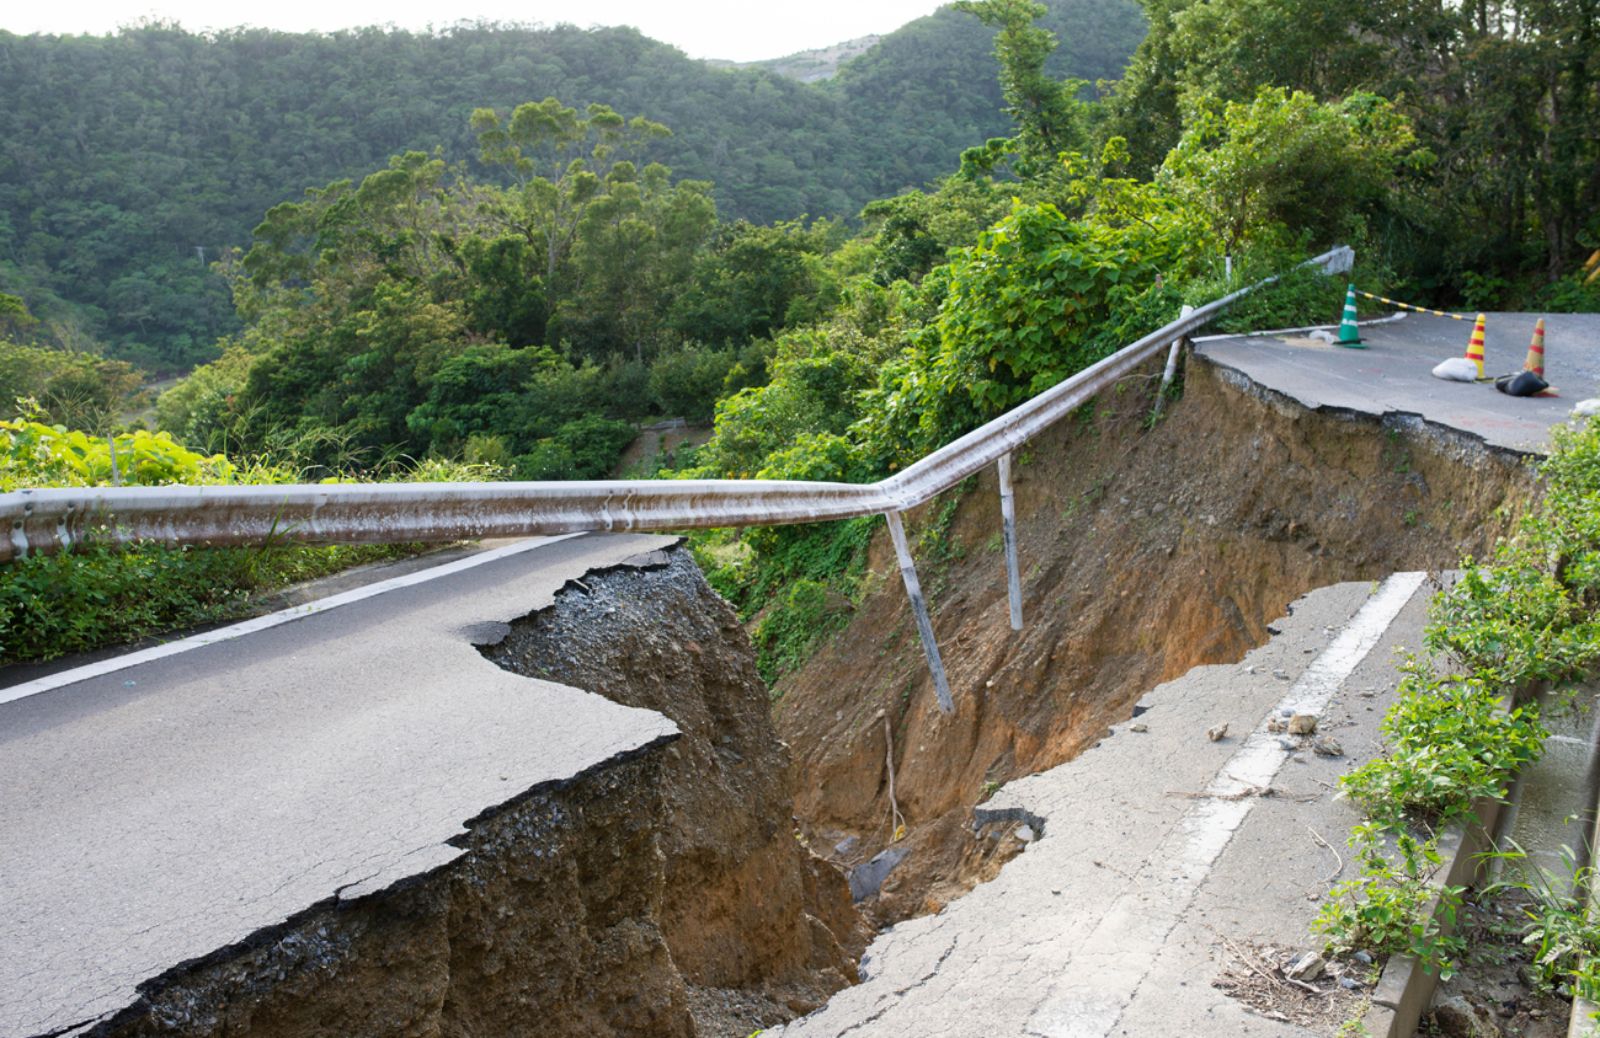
[0,414,496,663]
[0,1,1146,371]
[7,0,1597,672]
[1105,0,1600,307]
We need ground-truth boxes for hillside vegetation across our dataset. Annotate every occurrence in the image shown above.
[0,0,1145,371]
[3,0,1598,668]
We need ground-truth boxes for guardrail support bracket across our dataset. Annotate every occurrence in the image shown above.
[1154,304,1195,418]
[997,454,1022,631]
[884,509,954,714]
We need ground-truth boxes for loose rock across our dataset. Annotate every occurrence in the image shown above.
[1207,723,1229,742]
[1312,736,1344,757]
[1129,723,1149,733]
[1286,952,1325,981]
[1431,995,1502,1038]
[1287,714,1318,735]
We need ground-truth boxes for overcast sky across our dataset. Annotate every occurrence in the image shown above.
[3,1,950,61]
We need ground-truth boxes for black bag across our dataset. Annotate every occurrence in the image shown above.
[1494,370,1549,397]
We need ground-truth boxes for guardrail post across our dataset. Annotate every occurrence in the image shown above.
[884,509,954,714]
[1153,303,1195,418]
[997,454,1022,631]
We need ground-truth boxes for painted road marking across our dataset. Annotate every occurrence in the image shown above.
[0,534,581,707]
[1026,571,1428,1037]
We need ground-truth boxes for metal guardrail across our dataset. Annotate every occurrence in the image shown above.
[2,247,1354,711]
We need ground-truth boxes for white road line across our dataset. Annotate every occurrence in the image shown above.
[1026,571,1428,1037]
[0,534,581,707]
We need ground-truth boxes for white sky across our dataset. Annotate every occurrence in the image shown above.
[2,1,950,62]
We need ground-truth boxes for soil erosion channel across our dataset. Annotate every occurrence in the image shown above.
[774,353,1535,929]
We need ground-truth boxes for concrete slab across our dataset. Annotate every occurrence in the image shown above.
[1197,312,1600,455]
[774,572,1436,1038]
[0,532,680,1038]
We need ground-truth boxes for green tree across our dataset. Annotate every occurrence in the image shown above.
[1160,88,1417,255]
[954,0,1090,175]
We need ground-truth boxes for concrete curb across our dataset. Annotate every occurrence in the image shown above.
[1568,773,1600,1038]
[1361,796,1503,1037]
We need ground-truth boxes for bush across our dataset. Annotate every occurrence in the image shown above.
[647,344,738,423]
[751,578,853,686]
[1340,664,1545,826]
[0,419,496,664]
[1313,825,1465,976]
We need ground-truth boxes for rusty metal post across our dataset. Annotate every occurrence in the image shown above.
[884,509,954,714]
[997,453,1022,631]
[1154,303,1195,418]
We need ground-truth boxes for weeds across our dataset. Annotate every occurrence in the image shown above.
[1339,663,1544,827]
[1483,844,1600,1001]
[1314,826,1466,978]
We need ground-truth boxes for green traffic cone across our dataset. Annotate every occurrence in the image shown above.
[1337,284,1364,348]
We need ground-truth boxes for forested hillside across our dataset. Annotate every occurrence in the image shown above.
[5,0,1598,670]
[0,0,1145,371]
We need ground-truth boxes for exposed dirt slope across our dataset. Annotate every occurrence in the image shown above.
[776,354,1536,924]
[483,550,867,1035]
[96,550,859,1038]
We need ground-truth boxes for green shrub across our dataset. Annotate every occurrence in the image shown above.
[1340,663,1545,826]
[751,578,853,686]
[1313,825,1465,977]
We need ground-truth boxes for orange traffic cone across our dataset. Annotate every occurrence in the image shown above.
[1435,314,1488,381]
[1524,318,1546,377]
[1466,314,1487,378]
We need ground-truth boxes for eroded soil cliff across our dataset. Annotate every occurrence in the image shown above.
[775,353,1536,924]
[483,551,867,1034]
[92,550,860,1038]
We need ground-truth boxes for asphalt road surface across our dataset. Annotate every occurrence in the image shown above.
[1,532,679,1038]
[1197,311,1600,455]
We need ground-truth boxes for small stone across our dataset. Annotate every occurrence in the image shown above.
[1313,736,1344,757]
[1286,952,1325,981]
[1353,950,1373,965]
[1207,723,1229,741]
[1129,723,1149,733]
[1433,996,1502,1037]
[1287,714,1318,735]
[1340,976,1362,990]
[1015,824,1036,843]
[1277,738,1297,751]
[1267,718,1286,733]
[1244,664,1257,674]
[1273,669,1290,681]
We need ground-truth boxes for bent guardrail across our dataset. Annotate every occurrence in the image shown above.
[2,246,1354,711]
